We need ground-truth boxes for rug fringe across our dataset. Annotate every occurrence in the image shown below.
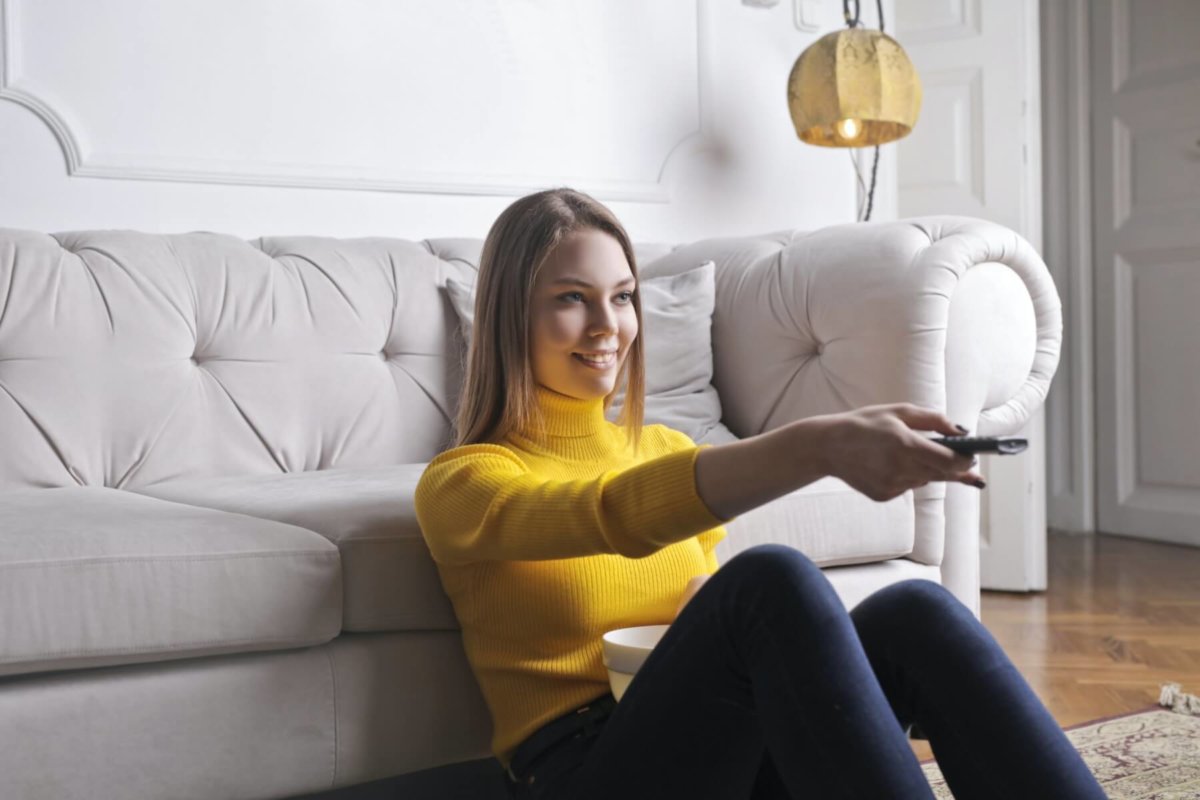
[1159,682,1200,716]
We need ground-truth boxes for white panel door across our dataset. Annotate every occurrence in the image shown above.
[1091,0,1200,548]
[896,0,1047,591]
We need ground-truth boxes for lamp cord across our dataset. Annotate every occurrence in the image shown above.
[842,0,885,221]
[849,150,867,217]
[842,0,885,32]
[864,146,880,221]
[849,146,881,222]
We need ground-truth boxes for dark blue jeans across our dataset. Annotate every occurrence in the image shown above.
[505,543,1107,800]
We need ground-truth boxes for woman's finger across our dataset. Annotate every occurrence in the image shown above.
[889,403,971,437]
[911,434,976,473]
[955,472,988,488]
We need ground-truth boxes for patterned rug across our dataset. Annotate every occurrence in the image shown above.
[920,683,1200,798]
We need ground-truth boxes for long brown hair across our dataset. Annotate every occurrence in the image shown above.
[453,187,646,454]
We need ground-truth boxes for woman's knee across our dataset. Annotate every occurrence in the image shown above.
[853,579,1008,673]
[883,578,959,607]
[723,543,819,579]
[854,578,972,634]
[719,544,834,602]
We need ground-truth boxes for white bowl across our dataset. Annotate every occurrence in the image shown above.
[601,624,669,701]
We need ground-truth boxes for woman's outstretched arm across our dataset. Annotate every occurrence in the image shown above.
[694,417,834,523]
[416,405,981,568]
[695,403,985,522]
[415,442,730,566]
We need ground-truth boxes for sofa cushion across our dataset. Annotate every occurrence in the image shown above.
[715,476,915,568]
[0,486,342,679]
[131,464,457,633]
[130,465,914,635]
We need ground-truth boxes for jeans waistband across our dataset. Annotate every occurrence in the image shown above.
[506,693,617,785]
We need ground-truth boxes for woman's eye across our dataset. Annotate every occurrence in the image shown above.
[560,291,635,303]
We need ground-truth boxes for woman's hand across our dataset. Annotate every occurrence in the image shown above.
[816,403,985,502]
[674,574,710,619]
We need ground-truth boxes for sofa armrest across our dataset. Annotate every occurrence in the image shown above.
[700,216,1059,438]
[649,216,1062,615]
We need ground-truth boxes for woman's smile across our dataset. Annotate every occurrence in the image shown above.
[573,351,617,369]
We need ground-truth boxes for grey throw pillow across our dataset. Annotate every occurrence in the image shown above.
[444,261,737,445]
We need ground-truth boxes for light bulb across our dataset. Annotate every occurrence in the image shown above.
[836,118,862,141]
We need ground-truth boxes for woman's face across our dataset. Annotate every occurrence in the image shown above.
[529,228,638,401]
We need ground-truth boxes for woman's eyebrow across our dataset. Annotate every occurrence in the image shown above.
[551,276,637,288]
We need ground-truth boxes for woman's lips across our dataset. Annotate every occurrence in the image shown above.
[573,352,616,369]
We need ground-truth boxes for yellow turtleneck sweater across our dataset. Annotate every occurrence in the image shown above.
[413,385,734,770]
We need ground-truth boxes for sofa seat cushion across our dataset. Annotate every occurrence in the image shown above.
[131,464,456,633]
[715,476,914,568]
[132,465,915,637]
[0,486,342,679]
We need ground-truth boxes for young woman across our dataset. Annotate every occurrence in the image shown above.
[414,188,1106,799]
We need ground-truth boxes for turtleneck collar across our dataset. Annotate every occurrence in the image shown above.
[505,384,632,461]
[522,384,609,439]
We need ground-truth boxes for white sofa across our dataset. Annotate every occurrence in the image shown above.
[0,217,1060,800]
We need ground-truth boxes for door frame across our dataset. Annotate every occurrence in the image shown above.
[1041,0,1097,537]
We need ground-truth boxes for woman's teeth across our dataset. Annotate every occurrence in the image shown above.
[574,352,615,368]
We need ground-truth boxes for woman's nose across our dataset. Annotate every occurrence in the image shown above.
[588,304,619,333]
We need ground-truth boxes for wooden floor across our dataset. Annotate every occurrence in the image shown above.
[909,529,1200,762]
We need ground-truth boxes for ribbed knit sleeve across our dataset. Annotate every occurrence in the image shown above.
[414,442,729,566]
[656,426,727,573]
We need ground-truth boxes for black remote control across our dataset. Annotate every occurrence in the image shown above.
[932,435,1029,455]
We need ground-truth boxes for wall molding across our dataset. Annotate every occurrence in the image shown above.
[0,0,711,202]
[1110,0,1129,92]
[895,65,984,208]
[1111,117,1132,230]
[1113,252,1136,502]
[1113,246,1200,508]
[895,0,981,44]
[1110,0,1200,95]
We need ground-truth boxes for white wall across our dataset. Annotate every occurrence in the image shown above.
[0,0,869,244]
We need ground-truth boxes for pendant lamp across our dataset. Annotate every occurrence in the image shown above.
[786,0,921,218]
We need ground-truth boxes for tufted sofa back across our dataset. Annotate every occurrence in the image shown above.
[0,230,704,492]
[0,220,1057,518]
[0,230,477,491]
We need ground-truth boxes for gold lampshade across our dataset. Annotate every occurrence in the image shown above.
[787,27,922,147]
